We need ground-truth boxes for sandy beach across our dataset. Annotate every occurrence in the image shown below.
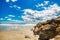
[0,27,39,40]
[0,24,60,40]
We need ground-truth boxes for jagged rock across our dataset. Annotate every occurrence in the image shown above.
[33,17,60,40]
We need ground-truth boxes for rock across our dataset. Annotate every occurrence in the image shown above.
[33,16,60,40]
[25,35,31,39]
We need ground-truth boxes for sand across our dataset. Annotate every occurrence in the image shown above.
[0,28,60,40]
[0,28,39,40]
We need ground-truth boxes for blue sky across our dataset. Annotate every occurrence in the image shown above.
[0,0,60,24]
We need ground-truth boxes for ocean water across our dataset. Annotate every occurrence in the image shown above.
[0,24,35,31]
[0,24,25,31]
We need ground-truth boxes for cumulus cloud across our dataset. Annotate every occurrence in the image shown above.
[22,3,60,23]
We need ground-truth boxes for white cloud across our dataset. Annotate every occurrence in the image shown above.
[36,3,44,7]
[9,5,16,8]
[8,19,25,23]
[44,1,49,5]
[35,1,49,7]
[11,0,17,2]
[8,15,15,17]
[6,0,18,2]
[0,18,4,20]
[35,3,44,7]
[9,5,21,9]
[5,17,8,18]
[22,3,60,23]
[22,16,33,21]
[17,6,21,9]
[6,0,10,2]
[9,6,13,8]
[7,18,12,21]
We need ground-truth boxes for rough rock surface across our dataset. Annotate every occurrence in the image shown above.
[33,17,60,40]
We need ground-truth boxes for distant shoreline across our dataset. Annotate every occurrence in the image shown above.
[0,24,36,31]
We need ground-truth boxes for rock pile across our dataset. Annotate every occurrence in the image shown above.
[33,17,60,40]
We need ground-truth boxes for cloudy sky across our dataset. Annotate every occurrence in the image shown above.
[0,0,60,24]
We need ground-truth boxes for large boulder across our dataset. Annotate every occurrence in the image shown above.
[33,17,60,40]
